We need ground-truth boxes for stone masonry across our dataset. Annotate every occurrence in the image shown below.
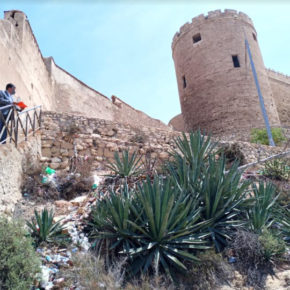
[41,111,284,171]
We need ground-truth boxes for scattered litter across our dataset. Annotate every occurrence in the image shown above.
[36,173,105,289]
[45,167,56,175]
[228,256,237,263]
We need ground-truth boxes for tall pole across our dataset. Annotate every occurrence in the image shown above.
[244,36,275,146]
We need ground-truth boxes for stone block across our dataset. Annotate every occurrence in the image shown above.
[42,148,52,157]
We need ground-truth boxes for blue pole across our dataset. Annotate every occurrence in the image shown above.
[245,38,275,146]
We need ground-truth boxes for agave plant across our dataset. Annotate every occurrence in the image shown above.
[246,181,279,233]
[199,156,250,252]
[106,150,143,178]
[90,177,210,280]
[169,134,250,252]
[90,183,138,263]
[167,131,216,196]
[26,208,69,246]
[171,131,217,168]
[280,217,290,246]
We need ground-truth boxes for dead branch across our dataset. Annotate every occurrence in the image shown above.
[237,149,290,172]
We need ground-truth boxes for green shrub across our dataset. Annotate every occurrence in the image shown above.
[89,178,210,280]
[250,128,286,146]
[231,230,269,288]
[26,208,69,246]
[258,229,286,261]
[183,250,233,289]
[106,150,143,178]
[261,158,290,181]
[0,218,40,290]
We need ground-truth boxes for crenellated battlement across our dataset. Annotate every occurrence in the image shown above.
[172,9,254,50]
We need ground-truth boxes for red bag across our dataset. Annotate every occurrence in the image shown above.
[15,101,27,111]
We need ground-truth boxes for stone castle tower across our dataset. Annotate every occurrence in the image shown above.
[171,9,281,139]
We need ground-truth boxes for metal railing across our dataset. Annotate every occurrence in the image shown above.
[0,104,42,146]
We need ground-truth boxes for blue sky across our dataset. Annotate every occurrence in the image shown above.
[1,1,290,124]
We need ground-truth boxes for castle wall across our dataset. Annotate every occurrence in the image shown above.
[0,11,55,110]
[44,57,114,121]
[111,96,169,130]
[43,58,168,129]
[267,69,290,129]
[0,10,168,130]
[169,113,185,131]
[0,134,41,215]
[172,10,281,140]
[41,111,284,172]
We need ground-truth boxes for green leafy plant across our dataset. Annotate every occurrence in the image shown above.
[184,250,232,289]
[0,218,40,290]
[106,150,143,178]
[261,158,290,181]
[231,230,275,288]
[246,182,279,232]
[250,128,286,146]
[26,208,69,246]
[90,177,210,280]
[258,229,286,261]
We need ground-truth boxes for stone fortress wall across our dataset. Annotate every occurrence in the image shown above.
[267,69,290,129]
[41,111,284,171]
[0,10,168,130]
[170,9,289,140]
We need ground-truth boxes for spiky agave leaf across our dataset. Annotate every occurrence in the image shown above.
[170,130,217,169]
[26,208,68,246]
[89,177,210,281]
[198,156,250,252]
[246,181,279,233]
[106,150,143,178]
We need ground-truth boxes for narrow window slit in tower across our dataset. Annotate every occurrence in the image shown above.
[192,33,201,44]
[232,55,240,68]
[182,76,187,88]
[252,33,257,41]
